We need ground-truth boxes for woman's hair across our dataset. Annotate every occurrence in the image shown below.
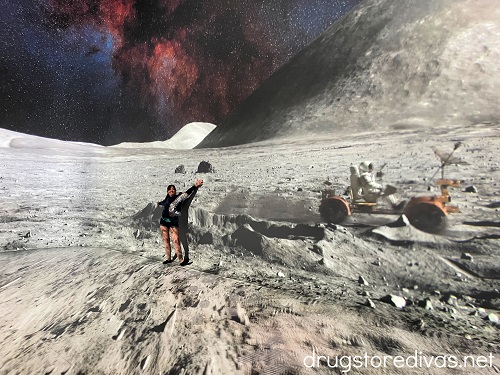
[167,184,176,191]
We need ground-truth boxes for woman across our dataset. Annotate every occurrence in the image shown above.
[157,178,203,265]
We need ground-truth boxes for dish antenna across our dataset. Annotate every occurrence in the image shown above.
[427,142,465,188]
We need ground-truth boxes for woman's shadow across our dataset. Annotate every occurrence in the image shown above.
[178,188,197,264]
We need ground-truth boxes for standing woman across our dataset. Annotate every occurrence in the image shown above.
[157,179,203,265]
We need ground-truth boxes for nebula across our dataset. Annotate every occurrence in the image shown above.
[1,0,360,144]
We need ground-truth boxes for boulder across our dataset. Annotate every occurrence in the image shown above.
[197,161,214,173]
[380,294,406,309]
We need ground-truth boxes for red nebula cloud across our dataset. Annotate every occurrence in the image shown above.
[147,37,199,118]
[99,0,135,43]
[45,0,284,133]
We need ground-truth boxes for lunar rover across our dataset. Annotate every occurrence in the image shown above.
[319,143,463,234]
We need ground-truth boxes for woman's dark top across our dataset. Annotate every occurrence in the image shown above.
[157,185,197,227]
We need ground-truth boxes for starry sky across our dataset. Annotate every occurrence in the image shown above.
[1,0,361,145]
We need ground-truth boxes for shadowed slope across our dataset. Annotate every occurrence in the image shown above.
[198,0,500,147]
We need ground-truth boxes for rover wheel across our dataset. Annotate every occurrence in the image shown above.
[319,198,349,224]
[404,203,447,234]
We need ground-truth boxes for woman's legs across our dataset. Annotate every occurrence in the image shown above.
[169,227,184,263]
[160,225,172,260]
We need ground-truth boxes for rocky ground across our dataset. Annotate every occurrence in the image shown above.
[1,125,499,374]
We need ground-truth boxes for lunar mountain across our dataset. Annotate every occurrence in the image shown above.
[199,0,500,147]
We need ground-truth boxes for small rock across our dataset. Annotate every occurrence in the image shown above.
[477,308,488,317]
[461,253,473,261]
[464,185,478,193]
[366,299,376,308]
[134,229,141,239]
[372,261,381,266]
[441,294,458,306]
[277,271,285,278]
[358,276,369,286]
[487,313,498,324]
[174,165,186,174]
[418,298,434,310]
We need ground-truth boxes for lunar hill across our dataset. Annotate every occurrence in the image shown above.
[111,122,216,150]
[0,122,216,154]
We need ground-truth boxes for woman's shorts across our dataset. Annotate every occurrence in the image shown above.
[160,217,178,228]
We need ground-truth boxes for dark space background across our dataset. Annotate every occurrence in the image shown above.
[1,0,360,145]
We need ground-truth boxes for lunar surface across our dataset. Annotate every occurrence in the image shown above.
[1,0,500,373]
[1,125,499,374]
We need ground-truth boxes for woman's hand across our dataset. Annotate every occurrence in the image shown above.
[194,178,204,188]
